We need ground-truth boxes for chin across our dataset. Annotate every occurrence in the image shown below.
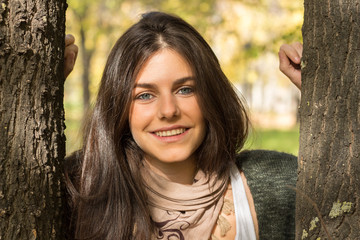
[158,156,192,164]
[152,151,195,164]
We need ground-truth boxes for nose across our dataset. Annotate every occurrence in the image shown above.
[157,94,180,119]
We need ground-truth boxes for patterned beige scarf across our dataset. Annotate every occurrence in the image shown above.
[141,165,229,240]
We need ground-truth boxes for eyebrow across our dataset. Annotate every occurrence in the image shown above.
[134,76,195,89]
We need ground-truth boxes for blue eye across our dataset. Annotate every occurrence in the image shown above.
[178,87,194,95]
[136,93,153,100]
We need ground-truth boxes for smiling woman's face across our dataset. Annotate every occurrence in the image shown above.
[129,48,206,167]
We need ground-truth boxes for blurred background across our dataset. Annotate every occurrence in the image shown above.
[64,0,303,156]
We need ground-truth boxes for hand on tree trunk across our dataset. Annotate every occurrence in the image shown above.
[64,34,78,78]
[278,42,303,89]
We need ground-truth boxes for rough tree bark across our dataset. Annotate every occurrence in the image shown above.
[0,0,67,239]
[297,0,360,239]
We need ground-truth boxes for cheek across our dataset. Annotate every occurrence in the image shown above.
[194,100,207,141]
[191,102,206,138]
[129,104,154,135]
[129,104,141,139]
[191,100,205,123]
[128,116,142,149]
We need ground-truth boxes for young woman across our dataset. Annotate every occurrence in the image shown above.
[64,11,303,240]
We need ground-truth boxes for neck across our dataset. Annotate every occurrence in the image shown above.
[144,156,197,185]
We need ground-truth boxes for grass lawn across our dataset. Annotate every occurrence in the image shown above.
[244,126,300,156]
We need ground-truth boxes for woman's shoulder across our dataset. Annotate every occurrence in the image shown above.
[235,150,297,239]
[234,149,297,197]
[235,149,297,176]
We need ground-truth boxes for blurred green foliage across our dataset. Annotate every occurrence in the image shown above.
[245,126,300,156]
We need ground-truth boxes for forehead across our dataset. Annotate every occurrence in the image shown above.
[134,49,194,85]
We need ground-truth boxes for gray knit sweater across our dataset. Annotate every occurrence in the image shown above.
[236,150,297,240]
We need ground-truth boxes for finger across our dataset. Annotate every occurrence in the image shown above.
[64,44,78,78]
[279,44,301,64]
[64,52,75,78]
[278,50,301,89]
[290,42,303,59]
[278,48,291,67]
[65,34,75,47]
[278,48,299,74]
[64,44,78,60]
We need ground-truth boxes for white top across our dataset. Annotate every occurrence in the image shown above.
[229,165,257,240]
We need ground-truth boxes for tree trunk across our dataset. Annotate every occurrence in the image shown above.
[0,0,67,239]
[297,1,360,239]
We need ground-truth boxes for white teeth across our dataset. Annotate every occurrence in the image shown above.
[155,128,186,137]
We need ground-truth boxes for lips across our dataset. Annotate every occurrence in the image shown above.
[154,128,187,137]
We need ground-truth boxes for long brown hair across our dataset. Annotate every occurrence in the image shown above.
[66,11,249,239]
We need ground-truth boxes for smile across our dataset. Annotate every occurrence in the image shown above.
[154,128,187,137]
